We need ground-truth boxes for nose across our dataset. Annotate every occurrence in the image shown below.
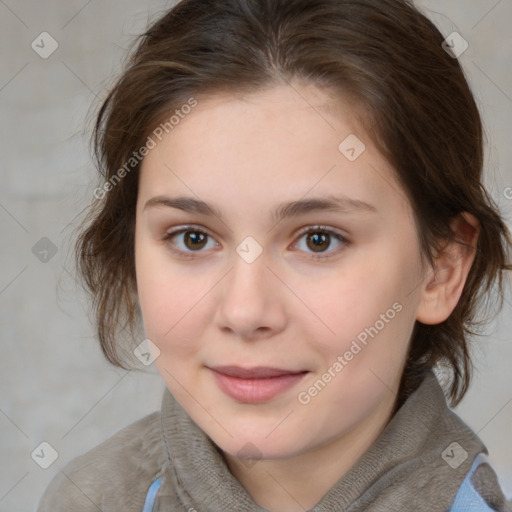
[215,248,287,341]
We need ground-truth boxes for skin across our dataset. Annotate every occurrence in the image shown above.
[134,82,479,511]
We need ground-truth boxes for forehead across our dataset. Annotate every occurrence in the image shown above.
[138,84,413,221]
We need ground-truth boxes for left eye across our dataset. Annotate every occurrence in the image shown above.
[291,227,349,259]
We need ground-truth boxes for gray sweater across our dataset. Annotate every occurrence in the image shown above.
[37,372,511,511]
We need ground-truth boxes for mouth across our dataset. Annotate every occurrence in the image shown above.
[208,365,309,403]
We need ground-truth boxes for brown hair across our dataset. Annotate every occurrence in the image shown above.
[76,0,512,408]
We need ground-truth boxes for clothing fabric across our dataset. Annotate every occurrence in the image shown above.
[142,452,506,512]
[37,372,511,512]
[450,453,505,511]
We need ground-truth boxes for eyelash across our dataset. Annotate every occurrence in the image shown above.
[161,225,350,260]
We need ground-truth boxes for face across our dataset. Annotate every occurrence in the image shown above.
[134,83,429,461]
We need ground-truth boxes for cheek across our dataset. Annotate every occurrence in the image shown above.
[135,243,201,347]
[307,253,415,376]
[299,258,400,348]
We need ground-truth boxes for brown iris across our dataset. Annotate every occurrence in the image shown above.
[306,232,330,253]
[184,231,208,251]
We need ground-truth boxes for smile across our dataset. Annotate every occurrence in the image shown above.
[208,366,309,403]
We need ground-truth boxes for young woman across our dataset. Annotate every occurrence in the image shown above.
[38,0,512,510]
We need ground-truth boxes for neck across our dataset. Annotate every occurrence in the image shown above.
[222,391,397,512]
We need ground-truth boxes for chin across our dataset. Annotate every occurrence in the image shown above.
[211,427,306,463]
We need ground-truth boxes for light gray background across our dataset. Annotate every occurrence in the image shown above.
[1,1,511,511]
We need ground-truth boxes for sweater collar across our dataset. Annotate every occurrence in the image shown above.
[160,371,486,511]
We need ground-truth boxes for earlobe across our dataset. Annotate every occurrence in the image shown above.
[415,212,480,325]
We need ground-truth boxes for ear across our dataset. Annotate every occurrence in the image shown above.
[415,212,480,325]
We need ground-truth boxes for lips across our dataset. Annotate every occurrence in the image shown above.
[208,365,309,403]
[210,365,306,379]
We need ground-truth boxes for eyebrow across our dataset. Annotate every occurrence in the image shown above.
[143,194,377,224]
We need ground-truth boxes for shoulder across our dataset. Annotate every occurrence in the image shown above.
[37,410,167,512]
[448,453,512,512]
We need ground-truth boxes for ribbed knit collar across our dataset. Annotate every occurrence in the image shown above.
[158,371,486,511]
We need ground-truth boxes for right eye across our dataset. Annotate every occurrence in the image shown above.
[162,226,220,258]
